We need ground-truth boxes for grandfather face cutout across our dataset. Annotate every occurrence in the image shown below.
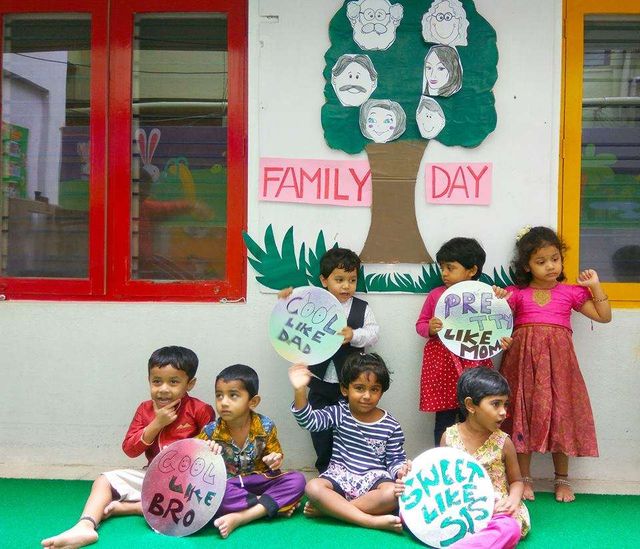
[422,45,462,97]
[359,99,406,143]
[422,0,469,47]
[331,54,378,107]
[346,0,404,51]
[416,96,446,139]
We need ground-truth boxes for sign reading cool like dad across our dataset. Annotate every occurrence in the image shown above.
[434,280,513,361]
[399,447,494,547]
[141,439,227,537]
[269,286,346,365]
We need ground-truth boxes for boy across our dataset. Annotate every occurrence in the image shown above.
[198,364,305,538]
[41,346,214,549]
[279,247,380,473]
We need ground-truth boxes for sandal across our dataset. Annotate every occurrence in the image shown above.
[554,473,575,503]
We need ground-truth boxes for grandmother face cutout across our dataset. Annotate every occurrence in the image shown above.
[421,0,469,47]
[331,54,378,107]
[346,0,404,51]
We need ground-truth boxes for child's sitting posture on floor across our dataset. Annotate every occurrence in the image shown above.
[198,364,306,538]
[289,353,409,533]
[41,346,214,549]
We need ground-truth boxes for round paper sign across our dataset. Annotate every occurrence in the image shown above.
[434,280,513,361]
[141,438,227,537]
[269,286,346,365]
[399,446,495,547]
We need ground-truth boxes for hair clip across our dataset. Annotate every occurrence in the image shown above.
[515,225,532,242]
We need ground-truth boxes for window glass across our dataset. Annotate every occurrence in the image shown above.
[131,14,228,281]
[1,15,91,278]
[580,16,640,283]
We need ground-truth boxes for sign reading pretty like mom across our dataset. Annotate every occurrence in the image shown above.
[434,280,512,361]
[141,439,226,537]
[260,157,372,206]
[399,447,494,548]
[269,286,346,365]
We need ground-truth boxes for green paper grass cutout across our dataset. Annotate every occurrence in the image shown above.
[243,227,513,293]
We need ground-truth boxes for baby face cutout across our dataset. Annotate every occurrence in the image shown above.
[416,97,446,139]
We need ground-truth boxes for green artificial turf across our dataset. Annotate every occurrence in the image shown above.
[3,478,639,548]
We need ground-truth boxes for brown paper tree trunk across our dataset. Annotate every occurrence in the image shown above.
[360,140,433,264]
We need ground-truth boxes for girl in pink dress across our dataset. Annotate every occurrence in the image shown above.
[500,226,611,502]
[416,237,494,446]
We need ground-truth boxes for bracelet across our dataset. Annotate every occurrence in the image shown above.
[592,294,608,303]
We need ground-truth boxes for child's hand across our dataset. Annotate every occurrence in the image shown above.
[429,317,443,336]
[395,460,412,480]
[340,326,354,344]
[152,399,180,427]
[577,269,600,288]
[494,495,519,516]
[288,363,313,390]
[499,336,513,350]
[277,287,294,300]
[205,440,223,454]
[262,452,283,470]
[492,285,512,300]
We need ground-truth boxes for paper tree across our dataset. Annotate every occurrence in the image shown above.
[322,0,498,263]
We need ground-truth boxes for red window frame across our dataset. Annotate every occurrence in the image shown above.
[0,0,247,301]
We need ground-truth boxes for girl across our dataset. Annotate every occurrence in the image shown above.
[442,367,530,548]
[416,237,495,446]
[289,353,409,533]
[500,226,611,502]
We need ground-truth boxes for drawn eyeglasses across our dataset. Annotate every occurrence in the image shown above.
[434,12,455,22]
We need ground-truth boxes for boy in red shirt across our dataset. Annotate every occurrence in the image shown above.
[41,346,214,549]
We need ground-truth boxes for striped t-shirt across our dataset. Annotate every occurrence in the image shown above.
[292,399,406,478]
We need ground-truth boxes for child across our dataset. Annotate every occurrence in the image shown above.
[198,364,306,538]
[441,367,530,548]
[416,237,497,446]
[280,247,379,473]
[41,346,214,549]
[289,353,409,533]
[500,226,611,502]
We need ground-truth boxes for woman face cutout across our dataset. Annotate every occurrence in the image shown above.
[424,50,450,95]
[365,106,397,143]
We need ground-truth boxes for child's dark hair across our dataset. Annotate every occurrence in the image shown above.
[340,352,391,392]
[148,346,199,380]
[512,226,566,287]
[457,367,510,418]
[435,237,485,280]
[216,364,259,398]
[320,247,361,278]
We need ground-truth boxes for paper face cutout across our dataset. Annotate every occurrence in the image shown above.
[359,99,406,143]
[331,54,378,107]
[423,45,463,97]
[416,96,446,139]
[346,0,404,51]
[422,0,469,46]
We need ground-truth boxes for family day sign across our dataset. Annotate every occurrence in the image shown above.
[269,286,346,364]
[141,439,226,536]
[434,281,512,360]
[259,157,372,206]
[400,447,494,547]
[426,162,492,205]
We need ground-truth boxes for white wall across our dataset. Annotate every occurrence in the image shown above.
[1,0,638,495]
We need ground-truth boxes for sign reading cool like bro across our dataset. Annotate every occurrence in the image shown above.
[141,439,227,536]
[400,447,495,547]
[269,286,347,365]
[434,280,513,360]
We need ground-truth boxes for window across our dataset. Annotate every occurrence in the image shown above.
[562,0,640,306]
[0,0,246,300]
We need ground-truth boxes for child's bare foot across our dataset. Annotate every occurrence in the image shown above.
[278,502,300,518]
[303,501,324,518]
[368,514,403,533]
[103,500,142,518]
[41,520,98,548]
[521,476,535,501]
[554,477,575,502]
[214,513,248,538]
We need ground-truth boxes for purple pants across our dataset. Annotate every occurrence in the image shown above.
[215,471,305,518]
[451,513,522,548]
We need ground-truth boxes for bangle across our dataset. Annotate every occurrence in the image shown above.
[592,294,608,303]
